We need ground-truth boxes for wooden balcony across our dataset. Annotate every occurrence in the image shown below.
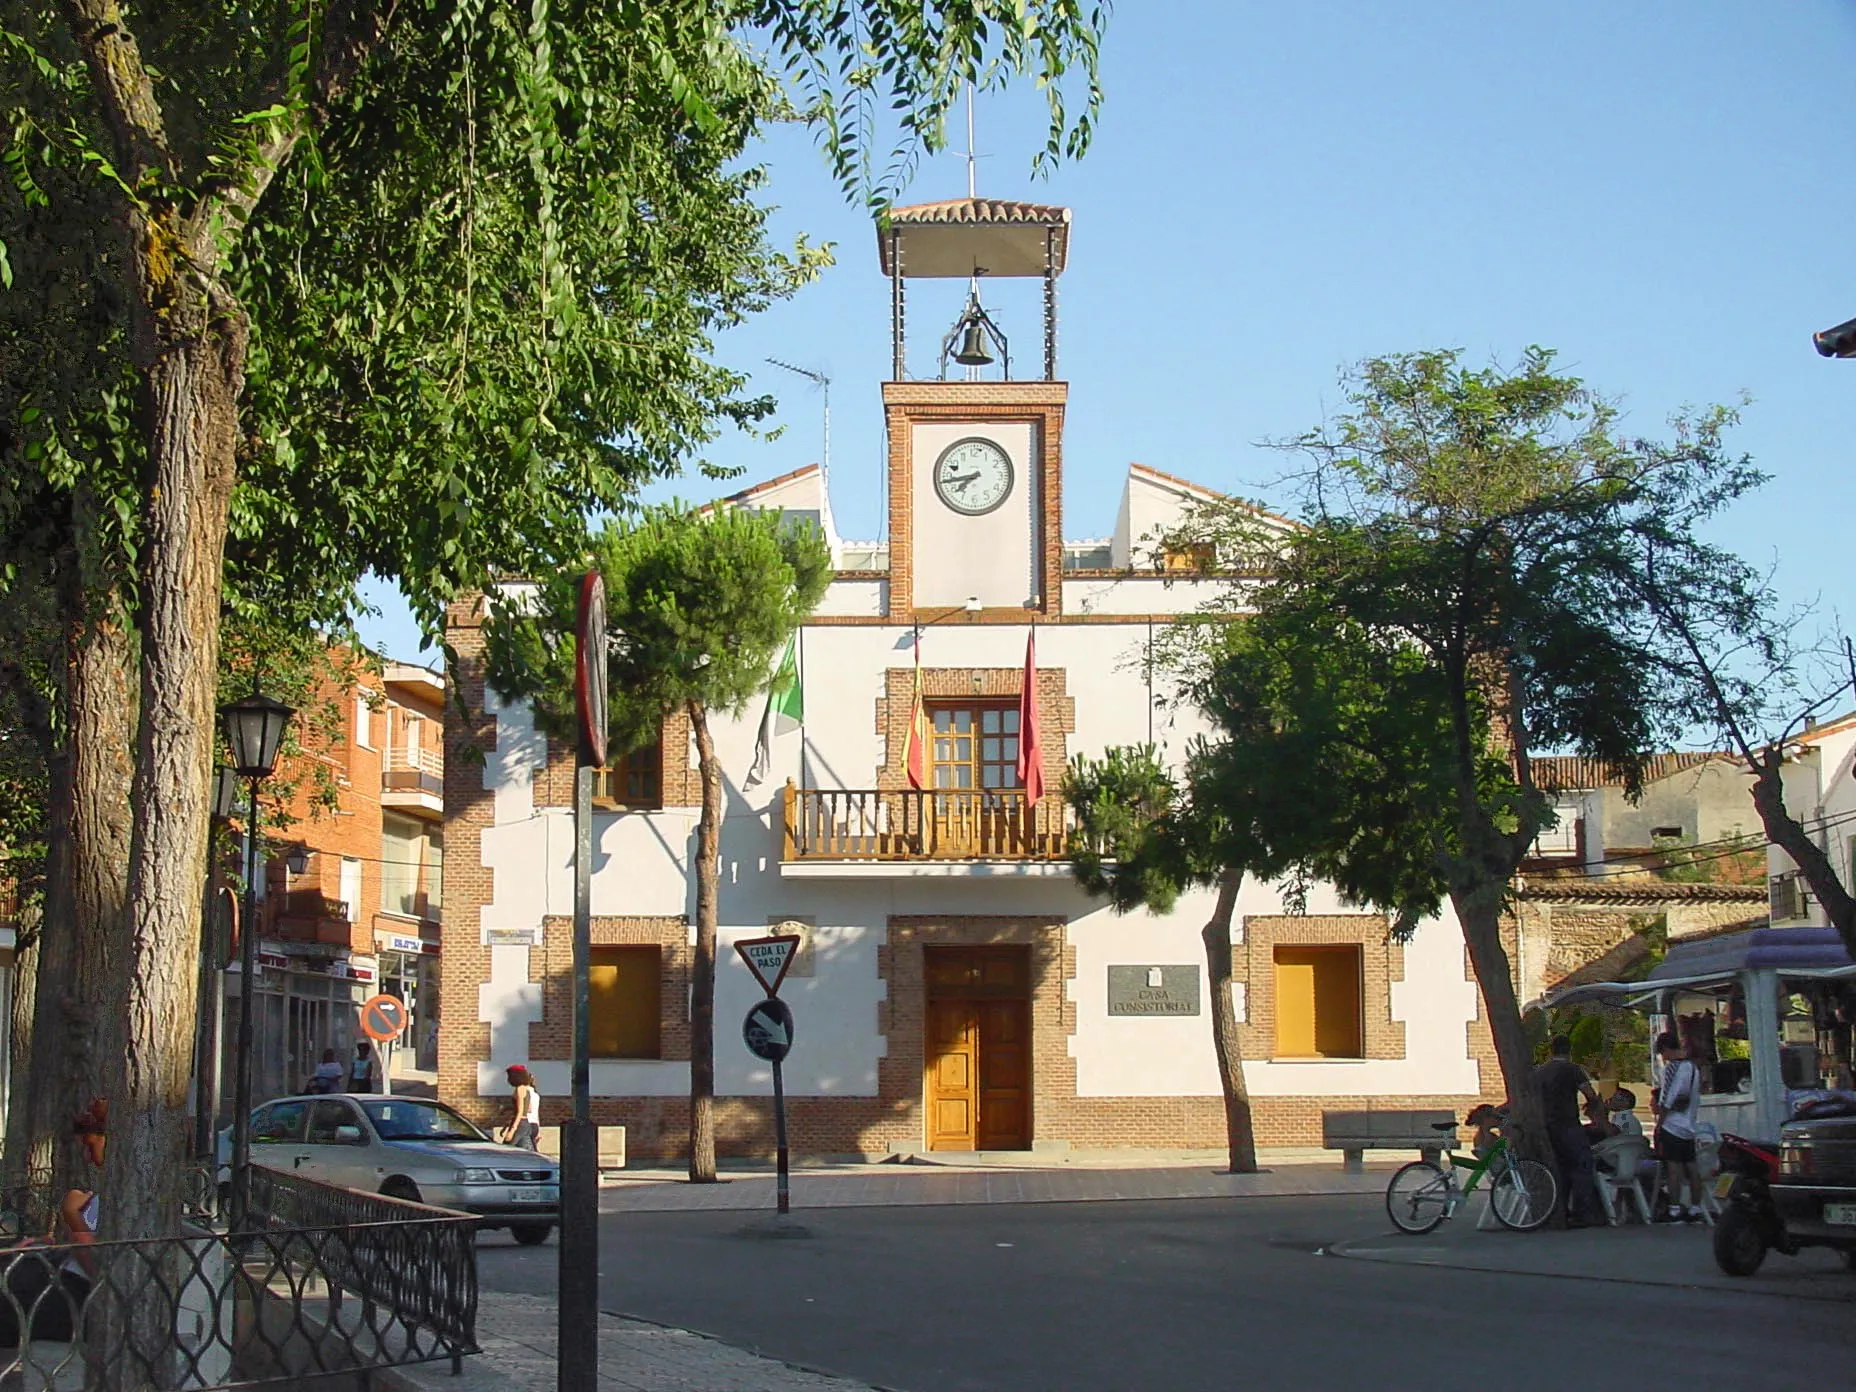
[781,785,1073,863]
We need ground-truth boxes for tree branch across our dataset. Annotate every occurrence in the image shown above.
[58,0,177,190]
[191,0,386,247]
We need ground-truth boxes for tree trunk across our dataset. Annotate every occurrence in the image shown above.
[61,591,136,1194]
[1200,868,1258,1173]
[1451,878,1549,1168]
[7,666,66,1180]
[102,329,241,1246]
[16,671,73,1180]
[1748,751,1856,955]
[686,700,720,1183]
[5,902,39,1171]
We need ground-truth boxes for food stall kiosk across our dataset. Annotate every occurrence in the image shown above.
[1538,926,1856,1141]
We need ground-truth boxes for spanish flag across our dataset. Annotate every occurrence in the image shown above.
[904,629,930,790]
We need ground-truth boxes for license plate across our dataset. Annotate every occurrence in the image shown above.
[1713,1174,1738,1199]
[1824,1203,1856,1226]
[509,1187,554,1205]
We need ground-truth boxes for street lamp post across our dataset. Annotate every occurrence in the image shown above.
[221,690,294,1232]
[193,767,241,1162]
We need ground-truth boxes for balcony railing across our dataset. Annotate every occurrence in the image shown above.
[383,745,443,797]
[782,785,1073,862]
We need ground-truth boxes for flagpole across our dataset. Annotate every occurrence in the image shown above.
[797,626,809,792]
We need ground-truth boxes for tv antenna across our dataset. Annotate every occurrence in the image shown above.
[765,357,831,486]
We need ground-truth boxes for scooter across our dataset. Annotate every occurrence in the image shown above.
[1712,1132,1788,1276]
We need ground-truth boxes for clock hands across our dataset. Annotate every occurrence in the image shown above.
[942,469,982,495]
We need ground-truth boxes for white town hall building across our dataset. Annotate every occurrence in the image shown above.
[437,198,1505,1161]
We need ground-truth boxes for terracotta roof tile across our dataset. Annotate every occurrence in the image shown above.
[1531,752,1736,792]
[887,197,1071,227]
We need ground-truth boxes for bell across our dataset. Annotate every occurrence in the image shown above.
[953,319,994,367]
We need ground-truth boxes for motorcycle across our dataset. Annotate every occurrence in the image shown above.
[1711,1132,1787,1276]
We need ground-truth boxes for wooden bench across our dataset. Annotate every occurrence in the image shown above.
[1321,1109,1458,1173]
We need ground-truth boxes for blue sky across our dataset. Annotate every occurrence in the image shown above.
[358,1,1856,662]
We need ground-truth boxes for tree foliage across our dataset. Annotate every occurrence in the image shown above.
[483,504,832,754]
[1164,349,1771,1160]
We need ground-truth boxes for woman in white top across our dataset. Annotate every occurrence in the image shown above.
[0,1098,105,1346]
[500,1065,542,1150]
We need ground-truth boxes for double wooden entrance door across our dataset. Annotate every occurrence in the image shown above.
[925,946,1031,1151]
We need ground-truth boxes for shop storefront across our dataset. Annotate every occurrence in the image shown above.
[223,943,377,1103]
[375,929,440,1072]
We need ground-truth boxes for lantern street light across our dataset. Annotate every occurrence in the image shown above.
[221,689,294,1231]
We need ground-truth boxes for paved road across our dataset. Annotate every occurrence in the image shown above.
[477,1193,1856,1391]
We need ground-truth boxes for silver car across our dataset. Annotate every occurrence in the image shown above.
[221,1094,560,1244]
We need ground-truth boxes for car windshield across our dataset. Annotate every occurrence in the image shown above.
[360,1099,487,1143]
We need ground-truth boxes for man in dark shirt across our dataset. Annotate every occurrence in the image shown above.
[1535,1035,1602,1227]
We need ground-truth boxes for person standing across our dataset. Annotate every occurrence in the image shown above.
[500,1065,541,1150]
[346,1040,378,1094]
[1654,1030,1706,1222]
[1534,1035,1603,1228]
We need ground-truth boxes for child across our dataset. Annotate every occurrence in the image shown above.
[1464,1103,1503,1157]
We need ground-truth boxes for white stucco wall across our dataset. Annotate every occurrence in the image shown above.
[910,421,1039,608]
[471,612,1484,1106]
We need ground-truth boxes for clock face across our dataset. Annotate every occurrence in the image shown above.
[933,437,1014,516]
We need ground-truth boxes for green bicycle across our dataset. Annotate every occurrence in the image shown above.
[1385,1114,1559,1234]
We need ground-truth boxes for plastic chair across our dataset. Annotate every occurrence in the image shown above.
[1592,1134,1652,1225]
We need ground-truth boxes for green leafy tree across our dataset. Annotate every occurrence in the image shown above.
[485,505,830,1180]
[1172,349,1755,1162]
[3,0,1104,1248]
[1065,608,1456,1173]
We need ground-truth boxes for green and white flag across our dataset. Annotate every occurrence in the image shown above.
[745,636,802,789]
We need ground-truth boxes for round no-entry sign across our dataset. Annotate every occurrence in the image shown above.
[359,993,410,1043]
[742,998,795,1063]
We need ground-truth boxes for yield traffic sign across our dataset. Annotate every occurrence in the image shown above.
[734,934,801,996]
[742,998,795,1063]
[358,993,410,1043]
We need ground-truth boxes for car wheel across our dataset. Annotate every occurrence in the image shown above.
[380,1177,422,1204]
[510,1223,553,1246]
[1712,1205,1767,1277]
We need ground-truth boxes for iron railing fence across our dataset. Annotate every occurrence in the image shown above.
[0,1166,219,1247]
[0,1166,479,1390]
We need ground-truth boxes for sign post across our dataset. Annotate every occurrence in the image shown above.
[560,571,607,1392]
[359,994,409,1098]
[736,934,800,1215]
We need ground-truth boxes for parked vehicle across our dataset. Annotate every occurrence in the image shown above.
[1711,1132,1785,1275]
[218,1094,559,1245]
[1713,1101,1856,1276]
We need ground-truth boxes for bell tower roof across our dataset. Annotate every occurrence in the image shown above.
[877,197,1071,278]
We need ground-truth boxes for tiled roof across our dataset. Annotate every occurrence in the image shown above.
[1514,878,1766,904]
[1531,752,1735,792]
[877,198,1071,277]
[887,197,1070,227]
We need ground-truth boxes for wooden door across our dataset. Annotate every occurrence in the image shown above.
[976,999,1030,1149]
[927,1000,979,1150]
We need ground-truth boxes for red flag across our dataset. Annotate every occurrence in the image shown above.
[905,630,930,790]
[1017,628,1044,803]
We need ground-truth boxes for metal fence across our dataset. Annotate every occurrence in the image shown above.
[0,1165,480,1389]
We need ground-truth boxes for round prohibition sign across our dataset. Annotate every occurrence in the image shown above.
[359,993,410,1044]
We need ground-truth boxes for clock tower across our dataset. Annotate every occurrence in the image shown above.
[877,198,1070,620]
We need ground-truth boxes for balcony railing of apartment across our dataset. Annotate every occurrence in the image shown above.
[782,785,1074,862]
[383,745,444,797]
[271,892,354,945]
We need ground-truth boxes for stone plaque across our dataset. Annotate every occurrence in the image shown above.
[1107,965,1201,1017]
